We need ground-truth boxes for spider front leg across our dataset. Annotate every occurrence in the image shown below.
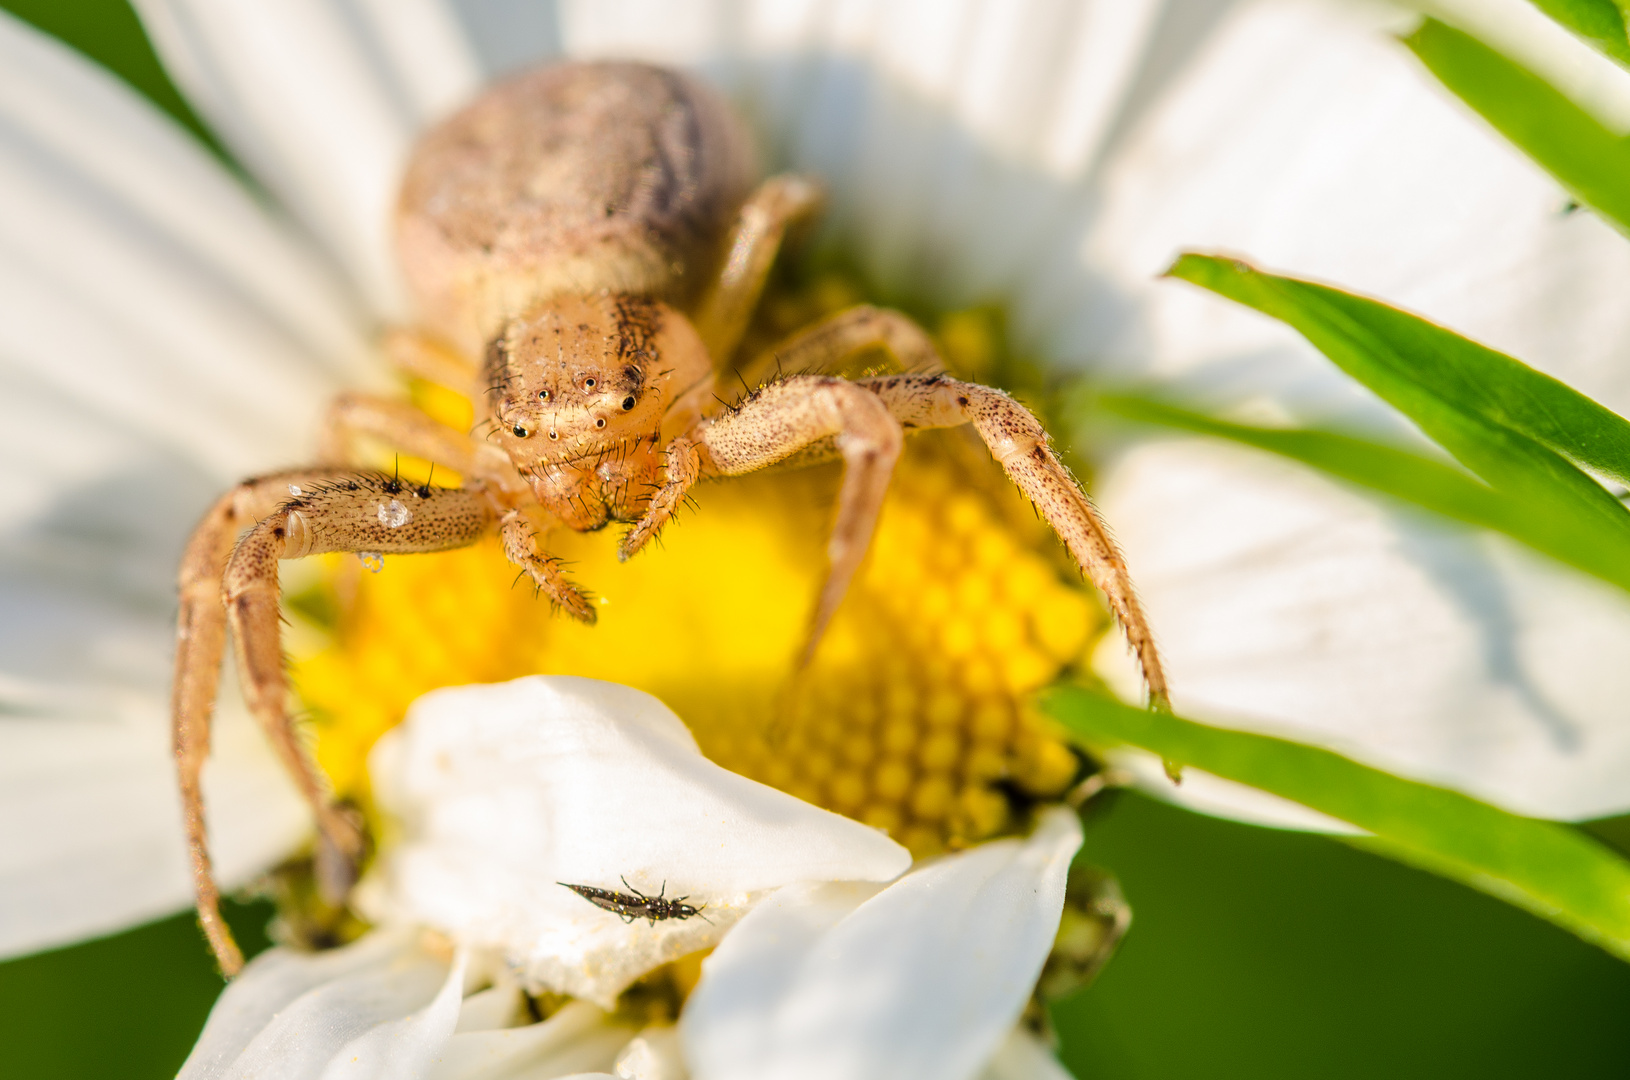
[624,376,903,665]
[175,468,355,973]
[320,391,517,493]
[692,173,824,365]
[728,303,944,394]
[177,473,495,973]
[500,510,597,623]
[863,374,1170,709]
[381,326,478,393]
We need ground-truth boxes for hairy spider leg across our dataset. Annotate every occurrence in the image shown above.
[863,374,1169,710]
[692,173,825,367]
[623,305,939,667]
[621,314,1169,706]
[177,472,496,974]
[174,468,359,975]
[729,304,944,393]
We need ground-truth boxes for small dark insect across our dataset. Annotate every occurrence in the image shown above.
[559,877,710,925]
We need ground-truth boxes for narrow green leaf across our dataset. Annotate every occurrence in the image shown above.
[1523,0,1630,67]
[1088,393,1630,593]
[1406,19,1630,237]
[1166,255,1630,537]
[1044,685,1630,962]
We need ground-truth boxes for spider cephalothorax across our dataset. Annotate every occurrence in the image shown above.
[486,293,709,531]
[173,59,1168,974]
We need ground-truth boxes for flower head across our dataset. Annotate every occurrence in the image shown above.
[6,0,1630,1075]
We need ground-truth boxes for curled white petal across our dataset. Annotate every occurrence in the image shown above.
[612,1024,687,1080]
[316,946,468,1080]
[977,1026,1077,1080]
[363,676,911,1008]
[681,807,1082,1080]
[179,928,453,1079]
[179,928,636,1080]
[428,1000,633,1080]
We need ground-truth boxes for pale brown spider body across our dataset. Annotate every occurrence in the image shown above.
[173,61,1168,974]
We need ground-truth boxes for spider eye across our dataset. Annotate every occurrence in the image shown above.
[621,396,636,411]
[595,418,607,428]
[512,424,529,438]
[584,377,597,389]
[538,389,551,402]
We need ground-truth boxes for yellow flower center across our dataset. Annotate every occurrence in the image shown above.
[288,301,1107,859]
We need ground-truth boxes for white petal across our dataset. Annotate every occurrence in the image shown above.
[131,0,482,315]
[429,1001,633,1080]
[612,1024,687,1080]
[0,11,369,380]
[179,929,453,1079]
[0,680,308,959]
[0,369,307,959]
[682,807,1082,1080]
[557,0,735,69]
[0,15,351,948]
[183,928,637,1080]
[1064,0,1630,820]
[1068,0,1630,408]
[363,676,910,1008]
[1097,437,1630,820]
[977,1026,1076,1080]
[546,0,1162,304]
[0,12,372,476]
[442,0,564,77]
[318,947,468,1080]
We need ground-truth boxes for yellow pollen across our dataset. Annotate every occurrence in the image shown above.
[288,311,1110,858]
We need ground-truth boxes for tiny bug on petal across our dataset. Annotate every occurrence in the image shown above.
[559,877,710,925]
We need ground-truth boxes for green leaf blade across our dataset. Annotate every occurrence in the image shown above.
[1524,0,1630,67]
[1406,18,1630,237]
[1090,393,1630,593]
[1045,686,1630,961]
[1165,254,1630,582]
[1168,253,1630,490]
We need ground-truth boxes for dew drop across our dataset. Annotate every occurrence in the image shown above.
[287,484,303,496]
[357,551,384,573]
[378,499,412,528]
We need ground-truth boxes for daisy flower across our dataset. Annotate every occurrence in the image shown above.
[3,0,1629,1077]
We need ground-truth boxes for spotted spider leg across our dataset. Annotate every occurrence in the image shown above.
[620,305,939,666]
[623,312,1170,706]
[175,468,356,974]
[624,373,902,666]
[864,374,1169,709]
[322,375,592,621]
[175,472,495,974]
